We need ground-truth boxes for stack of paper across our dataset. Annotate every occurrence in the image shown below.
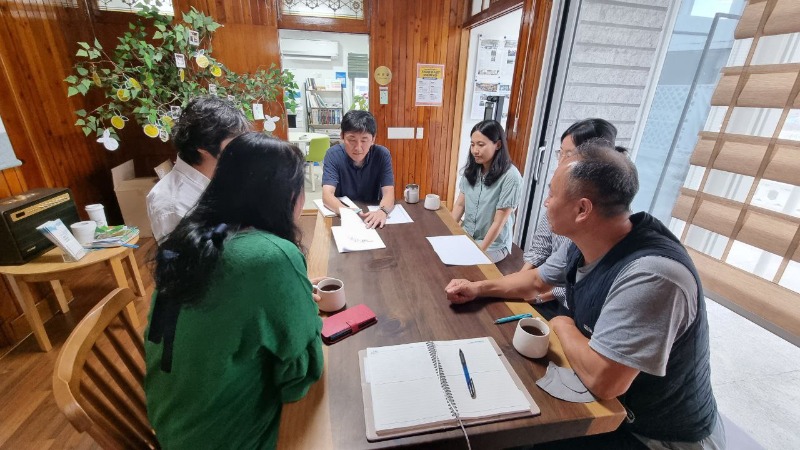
[426,235,491,265]
[314,196,360,217]
[36,219,87,261]
[85,226,139,249]
[367,204,414,224]
[331,208,386,252]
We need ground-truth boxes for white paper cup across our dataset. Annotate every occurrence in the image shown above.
[85,204,108,227]
[70,220,97,245]
[512,317,550,359]
[424,194,441,210]
[313,278,346,312]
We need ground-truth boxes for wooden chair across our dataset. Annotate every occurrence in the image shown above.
[53,287,159,449]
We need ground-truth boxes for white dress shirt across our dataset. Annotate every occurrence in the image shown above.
[146,156,210,242]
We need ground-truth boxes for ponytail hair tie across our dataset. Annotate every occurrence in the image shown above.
[204,223,228,247]
[157,249,179,263]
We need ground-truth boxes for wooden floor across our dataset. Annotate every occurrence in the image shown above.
[0,215,319,449]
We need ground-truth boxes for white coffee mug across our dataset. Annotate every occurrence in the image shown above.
[404,184,420,204]
[423,194,440,211]
[512,317,550,359]
[70,220,97,245]
[85,204,108,227]
[313,278,346,312]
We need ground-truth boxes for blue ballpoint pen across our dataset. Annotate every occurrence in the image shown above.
[494,313,533,324]
[459,349,476,399]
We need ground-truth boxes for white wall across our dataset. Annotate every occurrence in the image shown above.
[454,10,523,197]
[279,30,369,131]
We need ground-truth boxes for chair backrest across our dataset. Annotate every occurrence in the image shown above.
[53,288,160,450]
[306,136,331,163]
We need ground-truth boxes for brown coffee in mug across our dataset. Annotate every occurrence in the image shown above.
[522,325,545,336]
[320,285,339,292]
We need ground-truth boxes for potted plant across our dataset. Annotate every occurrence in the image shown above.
[64,4,298,150]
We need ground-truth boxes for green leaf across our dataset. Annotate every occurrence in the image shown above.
[83,126,92,136]
[74,118,85,126]
[80,79,92,89]
[75,109,87,117]
[65,75,78,84]
[94,38,102,49]
[78,42,90,49]
[76,49,89,57]
[76,83,88,95]
[76,67,88,76]
[67,86,80,97]
[153,31,163,40]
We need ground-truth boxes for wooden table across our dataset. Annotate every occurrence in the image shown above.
[0,237,145,352]
[278,203,624,449]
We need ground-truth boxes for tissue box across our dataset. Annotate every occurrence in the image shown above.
[111,160,158,238]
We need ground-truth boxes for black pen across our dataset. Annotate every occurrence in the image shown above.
[459,349,476,399]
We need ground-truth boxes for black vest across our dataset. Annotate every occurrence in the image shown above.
[563,212,717,442]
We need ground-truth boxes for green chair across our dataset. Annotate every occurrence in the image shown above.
[305,136,330,192]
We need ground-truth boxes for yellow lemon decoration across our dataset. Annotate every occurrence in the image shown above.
[116,88,131,102]
[128,78,141,90]
[210,65,222,77]
[110,115,126,129]
[143,124,160,138]
[195,54,209,68]
[161,115,174,128]
[179,69,185,82]
[92,71,102,87]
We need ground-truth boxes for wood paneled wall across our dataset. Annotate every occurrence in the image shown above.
[0,0,283,347]
[369,0,469,201]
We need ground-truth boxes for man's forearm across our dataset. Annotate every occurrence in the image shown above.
[379,195,395,213]
[473,269,550,300]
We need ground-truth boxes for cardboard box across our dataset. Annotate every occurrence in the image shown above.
[111,160,158,238]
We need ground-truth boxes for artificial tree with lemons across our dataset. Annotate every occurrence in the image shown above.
[65,4,298,150]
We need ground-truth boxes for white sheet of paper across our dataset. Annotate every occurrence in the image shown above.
[313,196,360,217]
[331,208,386,252]
[367,204,413,224]
[426,235,491,265]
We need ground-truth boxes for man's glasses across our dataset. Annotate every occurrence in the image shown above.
[555,148,574,160]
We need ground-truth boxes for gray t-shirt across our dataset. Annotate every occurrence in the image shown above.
[539,245,724,449]
[539,244,696,376]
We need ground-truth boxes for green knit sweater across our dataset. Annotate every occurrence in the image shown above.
[144,230,323,449]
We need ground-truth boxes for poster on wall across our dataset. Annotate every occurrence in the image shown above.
[415,63,445,106]
[470,36,517,120]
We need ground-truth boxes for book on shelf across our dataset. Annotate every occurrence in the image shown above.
[359,337,539,441]
[36,219,87,262]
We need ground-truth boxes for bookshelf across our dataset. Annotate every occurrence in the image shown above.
[305,78,344,144]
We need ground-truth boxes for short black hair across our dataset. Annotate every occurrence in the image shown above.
[171,96,251,166]
[567,138,638,218]
[562,118,617,147]
[341,110,377,136]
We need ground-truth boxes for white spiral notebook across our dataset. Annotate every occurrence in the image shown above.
[359,337,540,441]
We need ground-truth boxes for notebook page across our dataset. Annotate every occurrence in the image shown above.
[434,338,530,417]
[366,342,451,431]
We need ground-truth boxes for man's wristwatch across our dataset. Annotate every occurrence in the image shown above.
[379,206,390,216]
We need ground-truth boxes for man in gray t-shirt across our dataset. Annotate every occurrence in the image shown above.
[444,141,723,449]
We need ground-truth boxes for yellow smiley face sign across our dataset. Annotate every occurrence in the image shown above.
[210,65,222,77]
[110,115,126,129]
[374,66,392,86]
[161,115,174,128]
[116,88,131,102]
[196,54,209,68]
[143,124,160,138]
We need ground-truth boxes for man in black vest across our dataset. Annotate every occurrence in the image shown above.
[445,140,724,449]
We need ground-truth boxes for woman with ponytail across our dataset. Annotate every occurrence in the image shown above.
[144,132,322,449]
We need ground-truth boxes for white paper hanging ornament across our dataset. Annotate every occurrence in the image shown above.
[97,129,119,151]
[264,115,280,132]
[208,83,217,95]
[252,103,265,120]
[159,128,169,142]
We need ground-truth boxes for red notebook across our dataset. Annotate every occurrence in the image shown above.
[321,304,377,345]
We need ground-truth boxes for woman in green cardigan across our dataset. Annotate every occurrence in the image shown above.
[145,132,323,449]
